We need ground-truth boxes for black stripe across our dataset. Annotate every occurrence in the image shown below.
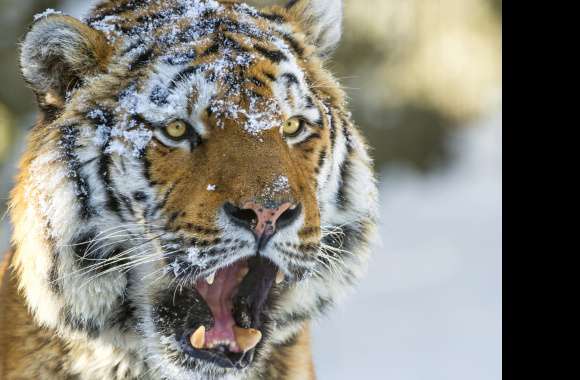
[257,12,286,23]
[142,155,152,184]
[342,119,354,153]
[163,51,197,65]
[150,85,170,106]
[46,229,62,295]
[282,72,299,86]
[90,110,126,219]
[169,65,203,90]
[62,307,101,338]
[133,191,148,202]
[109,291,137,332]
[119,193,136,217]
[249,76,266,87]
[281,33,305,57]
[222,35,249,54]
[328,106,337,151]
[120,40,145,56]
[285,0,300,9]
[60,124,94,219]
[254,45,288,63]
[150,183,178,217]
[87,0,149,24]
[315,147,327,174]
[335,156,352,210]
[99,154,123,215]
[201,42,221,57]
[129,47,155,71]
[71,229,99,266]
[299,132,321,145]
[264,72,277,82]
[70,229,128,272]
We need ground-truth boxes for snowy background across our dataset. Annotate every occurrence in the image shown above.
[0,0,502,379]
[311,111,501,380]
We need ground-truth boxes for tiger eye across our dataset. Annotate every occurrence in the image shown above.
[281,118,303,137]
[165,120,188,139]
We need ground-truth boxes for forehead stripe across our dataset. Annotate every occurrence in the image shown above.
[254,45,288,63]
[128,47,155,71]
[86,0,150,24]
[168,65,204,90]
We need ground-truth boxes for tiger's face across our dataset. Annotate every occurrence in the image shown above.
[15,0,377,378]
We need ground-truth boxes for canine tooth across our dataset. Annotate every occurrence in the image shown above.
[237,266,249,283]
[206,272,215,285]
[276,270,284,284]
[190,325,206,349]
[234,326,262,352]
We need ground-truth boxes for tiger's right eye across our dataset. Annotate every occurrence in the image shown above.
[164,120,189,140]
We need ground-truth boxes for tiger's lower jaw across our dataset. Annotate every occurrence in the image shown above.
[151,256,283,371]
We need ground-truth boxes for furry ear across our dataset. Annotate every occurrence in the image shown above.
[20,14,112,110]
[286,0,343,58]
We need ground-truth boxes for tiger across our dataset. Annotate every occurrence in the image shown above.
[0,0,378,379]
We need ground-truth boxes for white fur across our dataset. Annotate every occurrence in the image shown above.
[292,0,343,56]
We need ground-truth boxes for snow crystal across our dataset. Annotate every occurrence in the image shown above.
[271,175,290,193]
[261,175,290,198]
[187,247,200,262]
[33,8,63,21]
[169,261,184,277]
[85,0,301,146]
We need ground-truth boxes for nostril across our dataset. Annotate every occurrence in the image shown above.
[224,202,258,229]
[276,203,302,230]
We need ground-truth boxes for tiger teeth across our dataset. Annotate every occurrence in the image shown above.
[237,266,249,283]
[275,270,284,284]
[206,272,215,285]
[190,325,206,349]
[234,326,262,352]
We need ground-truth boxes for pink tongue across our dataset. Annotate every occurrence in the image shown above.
[195,263,243,352]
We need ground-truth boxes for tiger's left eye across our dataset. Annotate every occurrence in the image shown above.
[164,120,189,140]
[281,117,304,137]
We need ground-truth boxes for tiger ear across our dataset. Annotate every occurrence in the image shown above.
[20,14,112,112]
[286,0,343,58]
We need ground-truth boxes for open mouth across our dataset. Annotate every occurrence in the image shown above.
[178,256,284,369]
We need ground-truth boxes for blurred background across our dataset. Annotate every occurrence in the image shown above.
[0,0,502,379]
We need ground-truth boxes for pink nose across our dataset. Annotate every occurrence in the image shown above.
[242,201,294,237]
[223,201,302,239]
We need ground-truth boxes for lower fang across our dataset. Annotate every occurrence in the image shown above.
[190,325,206,349]
[276,270,284,284]
[234,326,262,352]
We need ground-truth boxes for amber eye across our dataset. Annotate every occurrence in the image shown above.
[164,120,189,140]
[281,117,304,137]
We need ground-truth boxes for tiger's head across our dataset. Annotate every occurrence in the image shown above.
[13,0,377,378]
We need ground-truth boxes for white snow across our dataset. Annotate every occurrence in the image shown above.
[33,8,63,21]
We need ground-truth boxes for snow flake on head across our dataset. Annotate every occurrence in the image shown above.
[271,175,290,193]
[261,175,290,199]
[86,0,306,144]
[89,0,226,45]
[209,96,282,136]
[34,8,63,21]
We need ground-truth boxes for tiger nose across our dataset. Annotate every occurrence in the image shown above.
[223,201,302,243]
